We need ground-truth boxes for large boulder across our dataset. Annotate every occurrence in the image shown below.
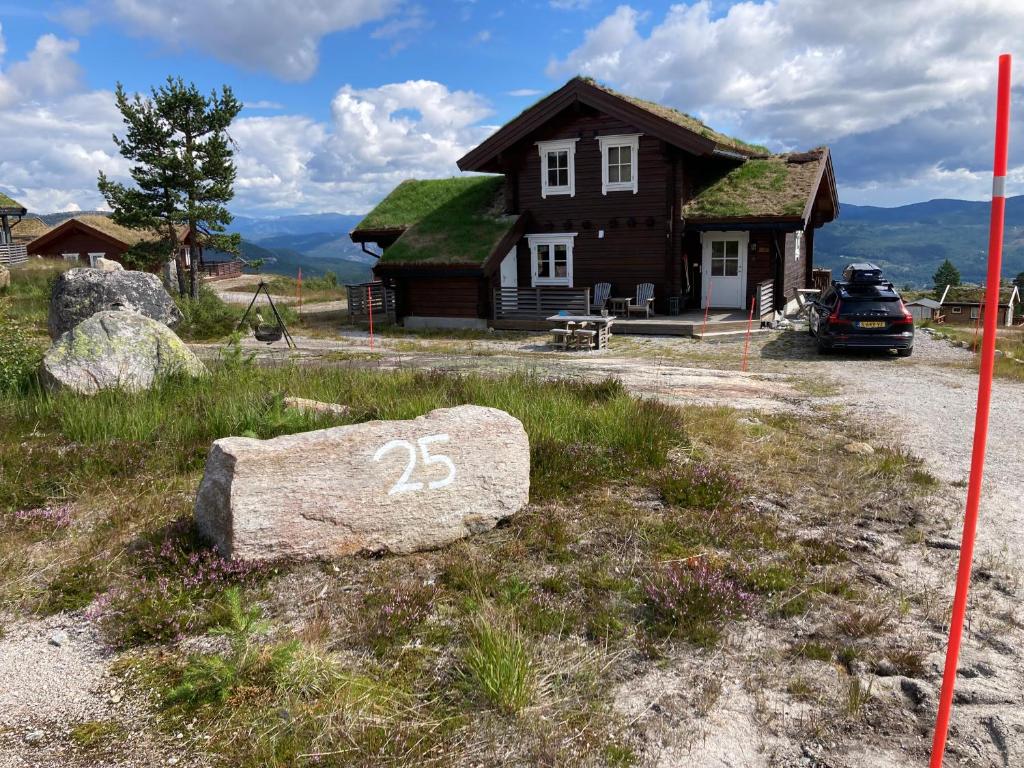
[41,310,207,395]
[195,405,530,561]
[94,256,124,272]
[48,268,182,340]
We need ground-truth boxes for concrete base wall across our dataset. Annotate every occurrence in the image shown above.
[403,315,489,331]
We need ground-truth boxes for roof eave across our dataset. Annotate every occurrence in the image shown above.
[802,148,839,225]
[349,227,406,244]
[458,77,721,172]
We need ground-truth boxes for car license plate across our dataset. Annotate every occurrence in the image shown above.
[859,321,885,328]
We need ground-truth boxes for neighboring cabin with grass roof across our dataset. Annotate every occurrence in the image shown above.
[351,76,838,328]
[0,190,28,265]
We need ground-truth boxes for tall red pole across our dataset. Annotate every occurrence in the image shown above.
[367,285,375,350]
[929,53,1012,768]
[741,292,756,372]
[700,281,713,338]
[297,267,302,314]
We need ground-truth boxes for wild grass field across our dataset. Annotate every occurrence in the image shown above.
[0,262,961,766]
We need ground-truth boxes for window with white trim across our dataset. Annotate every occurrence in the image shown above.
[951,306,962,314]
[61,252,80,262]
[536,139,578,198]
[970,306,980,319]
[598,134,641,194]
[88,252,105,267]
[527,233,576,286]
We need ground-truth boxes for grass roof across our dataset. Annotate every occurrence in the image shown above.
[942,284,1019,304]
[582,77,769,156]
[74,214,161,246]
[359,176,518,266]
[683,151,825,219]
[9,217,49,243]
[0,191,25,211]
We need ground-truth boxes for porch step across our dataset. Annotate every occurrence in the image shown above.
[691,327,771,341]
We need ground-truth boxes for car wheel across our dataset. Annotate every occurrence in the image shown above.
[897,347,913,358]
[807,321,816,336]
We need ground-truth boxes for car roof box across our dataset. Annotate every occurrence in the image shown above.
[842,263,885,284]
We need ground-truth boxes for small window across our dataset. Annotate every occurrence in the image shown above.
[62,252,80,262]
[88,252,105,267]
[710,240,740,277]
[970,306,979,319]
[598,134,641,194]
[536,139,577,198]
[951,306,962,314]
[528,233,576,286]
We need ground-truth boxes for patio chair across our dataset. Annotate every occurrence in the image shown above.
[627,283,655,318]
[591,282,611,313]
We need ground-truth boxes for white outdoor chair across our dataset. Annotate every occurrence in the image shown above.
[627,283,655,318]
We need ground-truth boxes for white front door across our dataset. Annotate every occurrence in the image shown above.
[701,232,748,309]
[500,247,517,288]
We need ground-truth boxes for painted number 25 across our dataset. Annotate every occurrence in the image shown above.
[373,434,456,495]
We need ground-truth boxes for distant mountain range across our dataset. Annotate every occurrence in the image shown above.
[35,196,1024,289]
[816,195,1024,287]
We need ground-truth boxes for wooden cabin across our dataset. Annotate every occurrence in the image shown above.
[25,214,243,279]
[938,286,1019,327]
[0,192,28,266]
[350,76,839,332]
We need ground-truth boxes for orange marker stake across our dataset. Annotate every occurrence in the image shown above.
[367,284,375,351]
[929,53,1012,768]
[297,267,302,314]
[700,281,713,339]
[741,293,756,372]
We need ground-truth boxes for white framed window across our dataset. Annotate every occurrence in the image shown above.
[527,233,576,287]
[951,306,962,314]
[62,252,80,262]
[970,306,980,319]
[88,252,105,267]
[536,139,578,198]
[598,134,641,195]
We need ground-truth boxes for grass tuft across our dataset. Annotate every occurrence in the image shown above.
[462,613,537,715]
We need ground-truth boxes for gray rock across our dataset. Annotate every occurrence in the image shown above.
[41,310,207,395]
[844,441,875,456]
[48,630,69,647]
[48,267,182,339]
[195,404,530,561]
[94,256,124,272]
[283,397,351,418]
[24,730,44,745]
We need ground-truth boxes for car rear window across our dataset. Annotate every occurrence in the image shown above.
[839,297,901,316]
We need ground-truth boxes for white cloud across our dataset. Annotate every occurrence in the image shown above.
[551,0,593,9]
[475,30,492,43]
[244,100,285,110]
[103,0,399,80]
[548,1,1024,201]
[507,88,543,97]
[0,27,83,107]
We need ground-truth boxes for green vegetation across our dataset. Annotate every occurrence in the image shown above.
[932,258,961,295]
[357,176,515,266]
[174,286,243,340]
[462,613,537,715]
[0,299,43,394]
[0,191,24,209]
[684,157,809,218]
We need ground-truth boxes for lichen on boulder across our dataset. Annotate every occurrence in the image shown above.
[41,310,207,395]
[48,267,182,340]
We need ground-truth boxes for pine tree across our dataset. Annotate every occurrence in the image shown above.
[932,259,961,297]
[99,78,242,297]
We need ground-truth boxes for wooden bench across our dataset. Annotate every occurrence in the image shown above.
[572,328,597,350]
[550,327,573,350]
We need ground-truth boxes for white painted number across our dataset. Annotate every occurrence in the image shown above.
[373,434,456,495]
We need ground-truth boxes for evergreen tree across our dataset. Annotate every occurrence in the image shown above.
[932,259,961,297]
[99,78,242,297]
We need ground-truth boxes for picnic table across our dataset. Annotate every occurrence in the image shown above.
[546,314,616,351]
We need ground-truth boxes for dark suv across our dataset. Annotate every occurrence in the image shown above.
[808,267,914,356]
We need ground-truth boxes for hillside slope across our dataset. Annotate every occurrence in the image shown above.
[816,195,1024,286]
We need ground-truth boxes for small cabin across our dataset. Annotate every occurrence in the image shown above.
[937,286,1019,327]
[0,191,28,266]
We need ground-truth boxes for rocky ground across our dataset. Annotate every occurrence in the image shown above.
[4,323,1023,767]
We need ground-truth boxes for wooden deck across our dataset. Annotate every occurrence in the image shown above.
[492,309,757,337]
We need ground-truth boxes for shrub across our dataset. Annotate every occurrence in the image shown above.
[462,614,536,715]
[658,462,740,510]
[360,582,437,655]
[0,299,42,393]
[643,560,754,646]
[174,287,240,340]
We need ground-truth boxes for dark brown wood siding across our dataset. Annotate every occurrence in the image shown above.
[506,107,677,313]
[29,231,128,263]
[782,230,808,303]
[396,275,485,318]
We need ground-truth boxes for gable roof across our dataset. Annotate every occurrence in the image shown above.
[353,176,521,269]
[941,285,1019,306]
[0,191,26,214]
[459,76,768,173]
[26,215,163,254]
[9,217,50,243]
[683,148,836,222]
[907,297,942,309]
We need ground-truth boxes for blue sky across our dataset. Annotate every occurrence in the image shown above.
[0,1,1022,216]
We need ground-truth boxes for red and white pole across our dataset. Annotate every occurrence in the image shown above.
[929,52,1012,768]
[741,292,756,372]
